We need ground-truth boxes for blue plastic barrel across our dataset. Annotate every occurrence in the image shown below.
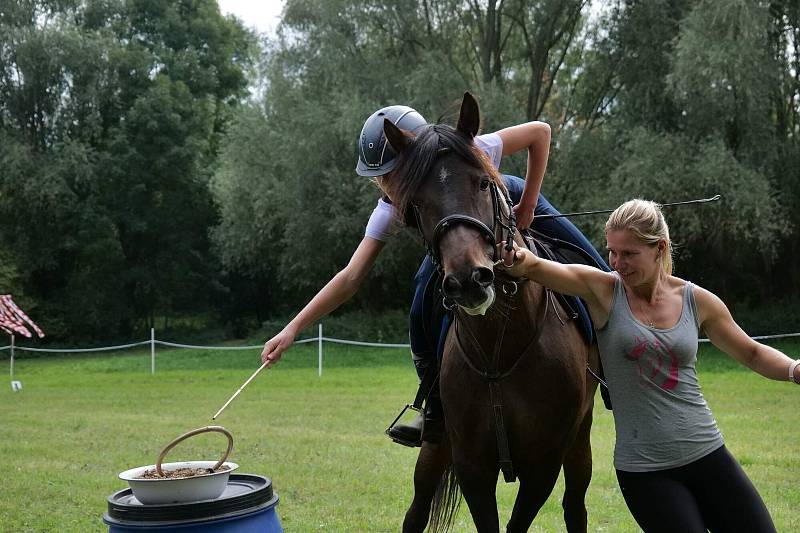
[103,474,282,532]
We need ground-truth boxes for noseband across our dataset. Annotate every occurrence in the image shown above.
[412,179,517,272]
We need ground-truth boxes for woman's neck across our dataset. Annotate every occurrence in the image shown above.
[628,272,666,303]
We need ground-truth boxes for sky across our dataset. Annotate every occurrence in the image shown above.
[217,0,285,36]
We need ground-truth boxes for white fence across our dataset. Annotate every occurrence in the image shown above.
[2,325,411,380]
[4,327,800,382]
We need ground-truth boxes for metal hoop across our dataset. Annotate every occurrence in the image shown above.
[494,252,518,269]
[155,426,233,477]
[502,281,518,296]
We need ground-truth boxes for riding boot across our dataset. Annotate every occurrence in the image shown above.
[386,352,444,447]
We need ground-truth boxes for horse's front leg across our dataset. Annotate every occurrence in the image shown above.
[402,437,452,533]
[451,448,501,532]
[505,452,563,533]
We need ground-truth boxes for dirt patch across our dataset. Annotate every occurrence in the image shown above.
[137,465,230,479]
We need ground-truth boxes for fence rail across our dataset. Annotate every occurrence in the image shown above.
[3,325,412,379]
[5,327,800,380]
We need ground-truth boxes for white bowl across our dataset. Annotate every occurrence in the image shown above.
[118,460,239,504]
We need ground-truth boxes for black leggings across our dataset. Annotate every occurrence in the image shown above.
[616,445,776,533]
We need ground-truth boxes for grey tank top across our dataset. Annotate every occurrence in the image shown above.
[596,274,724,472]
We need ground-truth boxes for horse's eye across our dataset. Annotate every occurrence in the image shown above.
[479,180,490,191]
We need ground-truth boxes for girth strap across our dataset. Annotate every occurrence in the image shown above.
[489,380,515,482]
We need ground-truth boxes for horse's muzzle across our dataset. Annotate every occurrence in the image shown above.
[442,266,495,314]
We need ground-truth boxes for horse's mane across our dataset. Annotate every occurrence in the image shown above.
[384,123,506,221]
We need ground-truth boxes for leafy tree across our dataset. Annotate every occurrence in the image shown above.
[0,0,254,339]
[211,0,597,320]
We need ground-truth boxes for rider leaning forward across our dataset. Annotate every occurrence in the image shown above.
[261,102,608,444]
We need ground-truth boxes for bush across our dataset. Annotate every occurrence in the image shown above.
[730,299,800,337]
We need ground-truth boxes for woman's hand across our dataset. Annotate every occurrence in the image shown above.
[495,242,537,278]
[261,328,296,366]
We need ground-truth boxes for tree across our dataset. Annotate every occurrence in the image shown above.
[0,0,254,339]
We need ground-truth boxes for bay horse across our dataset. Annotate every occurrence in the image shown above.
[383,93,599,532]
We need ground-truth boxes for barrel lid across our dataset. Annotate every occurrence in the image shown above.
[104,473,277,526]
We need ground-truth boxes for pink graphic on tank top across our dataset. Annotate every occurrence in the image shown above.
[625,336,679,390]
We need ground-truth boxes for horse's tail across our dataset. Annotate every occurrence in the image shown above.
[428,463,461,533]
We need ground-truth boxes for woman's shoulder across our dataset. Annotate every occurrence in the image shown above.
[670,276,710,299]
[667,275,689,292]
[670,277,729,323]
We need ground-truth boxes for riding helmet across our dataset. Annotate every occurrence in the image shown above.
[355,105,427,177]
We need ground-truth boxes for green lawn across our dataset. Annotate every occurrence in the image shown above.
[1,339,798,532]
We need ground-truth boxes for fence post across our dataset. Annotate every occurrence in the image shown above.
[9,334,14,379]
[318,323,323,377]
[151,328,155,375]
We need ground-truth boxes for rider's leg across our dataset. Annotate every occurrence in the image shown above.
[387,256,444,446]
[501,175,612,410]
[532,194,611,272]
[499,174,610,272]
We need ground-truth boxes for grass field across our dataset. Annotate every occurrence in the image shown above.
[1,338,798,532]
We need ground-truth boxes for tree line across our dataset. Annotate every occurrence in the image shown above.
[2,0,799,342]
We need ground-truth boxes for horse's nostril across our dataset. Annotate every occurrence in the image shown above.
[472,266,494,287]
[442,275,462,297]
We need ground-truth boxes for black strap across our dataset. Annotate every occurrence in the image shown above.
[412,364,439,410]
[490,381,515,482]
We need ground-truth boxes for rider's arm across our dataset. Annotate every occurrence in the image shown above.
[494,121,551,228]
[694,286,799,382]
[261,236,385,365]
[501,247,615,325]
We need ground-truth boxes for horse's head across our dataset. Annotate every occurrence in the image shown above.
[383,93,510,315]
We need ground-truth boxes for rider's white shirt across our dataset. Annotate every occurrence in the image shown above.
[364,133,503,242]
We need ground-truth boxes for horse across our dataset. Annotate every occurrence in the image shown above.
[382,93,599,533]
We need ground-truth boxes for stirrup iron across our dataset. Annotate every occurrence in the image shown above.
[385,403,425,448]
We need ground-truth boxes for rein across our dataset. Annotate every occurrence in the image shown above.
[452,279,548,382]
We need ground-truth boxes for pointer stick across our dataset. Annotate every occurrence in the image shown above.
[212,361,268,420]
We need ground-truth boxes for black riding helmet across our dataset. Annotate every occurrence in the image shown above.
[356,105,427,177]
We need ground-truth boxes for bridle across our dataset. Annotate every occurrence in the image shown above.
[410,176,518,273]
[407,164,538,485]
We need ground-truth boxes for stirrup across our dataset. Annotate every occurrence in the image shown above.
[385,403,425,448]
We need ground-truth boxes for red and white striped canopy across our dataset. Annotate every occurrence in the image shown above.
[0,295,44,338]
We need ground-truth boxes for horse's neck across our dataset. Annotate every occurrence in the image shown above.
[459,279,547,359]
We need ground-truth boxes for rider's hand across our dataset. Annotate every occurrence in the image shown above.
[513,201,536,231]
[261,328,296,367]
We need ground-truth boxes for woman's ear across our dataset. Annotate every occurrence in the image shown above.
[656,240,667,259]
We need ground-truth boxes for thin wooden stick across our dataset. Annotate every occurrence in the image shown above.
[212,361,268,420]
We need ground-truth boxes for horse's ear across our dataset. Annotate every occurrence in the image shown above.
[457,91,480,139]
[383,118,411,155]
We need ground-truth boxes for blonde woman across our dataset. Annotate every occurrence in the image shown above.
[501,199,795,532]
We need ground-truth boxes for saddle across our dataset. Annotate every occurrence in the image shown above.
[522,229,612,410]
[522,229,596,343]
